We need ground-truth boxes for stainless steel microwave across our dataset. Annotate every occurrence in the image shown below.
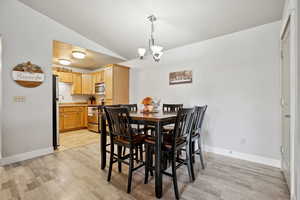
[95,83,105,95]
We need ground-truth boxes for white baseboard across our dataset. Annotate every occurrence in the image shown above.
[0,147,54,166]
[204,145,281,168]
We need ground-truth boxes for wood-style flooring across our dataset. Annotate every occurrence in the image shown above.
[58,129,99,151]
[0,143,289,200]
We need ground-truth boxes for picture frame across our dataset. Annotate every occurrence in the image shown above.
[169,70,192,85]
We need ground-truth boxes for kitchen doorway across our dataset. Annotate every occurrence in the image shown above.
[51,40,124,151]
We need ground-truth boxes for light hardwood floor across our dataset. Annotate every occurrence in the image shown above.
[58,129,99,151]
[0,143,289,200]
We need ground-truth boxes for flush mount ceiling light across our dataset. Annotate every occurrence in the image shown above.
[138,15,163,62]
[58,59,71,66]
[72,51,86,59]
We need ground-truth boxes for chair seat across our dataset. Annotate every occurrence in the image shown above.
[144,135,156,144]
[144,135,186,149]
[115,134,146,145]
[163,136,186,149]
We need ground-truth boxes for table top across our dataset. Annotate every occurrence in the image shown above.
[129,111,177,122]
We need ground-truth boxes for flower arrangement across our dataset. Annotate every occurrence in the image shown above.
[141,97,154,112]
[141,97,160,113]
[141,97,153,105]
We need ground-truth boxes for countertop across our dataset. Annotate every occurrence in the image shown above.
[59,103,103,107]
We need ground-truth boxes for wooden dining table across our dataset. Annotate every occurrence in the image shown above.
[99,110,177,198]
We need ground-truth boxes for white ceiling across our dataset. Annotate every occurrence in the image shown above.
[19,0,284,60]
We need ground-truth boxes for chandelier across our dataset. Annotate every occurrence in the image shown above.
[138,15,163,62]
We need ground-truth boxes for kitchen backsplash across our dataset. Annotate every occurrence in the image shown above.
[58,82,89,103]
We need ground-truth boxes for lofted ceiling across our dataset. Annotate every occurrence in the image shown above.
[53,40,124,70]
[20,0,284,60]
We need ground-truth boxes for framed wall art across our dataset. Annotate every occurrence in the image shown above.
[169,70,192,85]
[12,61,45,88]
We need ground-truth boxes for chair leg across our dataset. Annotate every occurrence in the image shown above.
[197,137,205,169]
[139,145,143,162]
[144,143,149,184]
[117,145,122,173]
[149,146,154,176]
[186,143,195,181]
[135,147,139,162]
[172,152,179,200]
[122,147,126,156]
[107,143,114,182]
[127,147,134,193]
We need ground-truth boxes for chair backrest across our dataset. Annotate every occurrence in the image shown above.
[162,104,183,112]
[192,105,208,134]
[120,104,138,112]
[104,107,134,140]
[172,108,194,147]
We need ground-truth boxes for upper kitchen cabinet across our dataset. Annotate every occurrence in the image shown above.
[104,67,113,100]
[94,71,104,84]
[104,64,129,104]
[71,72,82,95]
[82,73,94,95]
[58,72,73,83]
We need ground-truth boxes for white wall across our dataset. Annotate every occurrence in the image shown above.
[0,0,122,159]
[58,83,89,103]
[124,21,282,163]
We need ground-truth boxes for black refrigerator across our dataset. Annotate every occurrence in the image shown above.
[52,75,60,149]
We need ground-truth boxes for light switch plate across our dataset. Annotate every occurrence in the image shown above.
[14,96,26,102]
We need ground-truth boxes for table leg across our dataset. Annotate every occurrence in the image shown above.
[100,117,107,169]
[155,121,163,198]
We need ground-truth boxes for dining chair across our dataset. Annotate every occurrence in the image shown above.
[162,104,183,112]
[120,104,145,159]
[144,108,194,200]
[175,105,207,181]
[161,104,184,134]
[190,105,207,172]
[120,104,138,112]
[104,107,145,193]
[100,105,122,155]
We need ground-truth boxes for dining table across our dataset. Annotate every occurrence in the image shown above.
[99,110,177,198]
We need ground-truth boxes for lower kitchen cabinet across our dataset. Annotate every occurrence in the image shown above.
[59,106,87,132]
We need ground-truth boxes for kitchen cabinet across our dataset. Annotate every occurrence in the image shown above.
[71,72,82,95]
[58,72,73,83]
[82,74,94,95]
[59,106,87,132]
[94,71,104,84]
[104,64,129,104]
[104,67,113,100]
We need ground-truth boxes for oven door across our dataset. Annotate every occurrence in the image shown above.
[88,123,99,132]
[88,107,99,124]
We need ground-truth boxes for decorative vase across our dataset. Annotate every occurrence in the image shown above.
[143,104,154,113]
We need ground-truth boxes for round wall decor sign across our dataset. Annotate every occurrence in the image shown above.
[12,61,45,88]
